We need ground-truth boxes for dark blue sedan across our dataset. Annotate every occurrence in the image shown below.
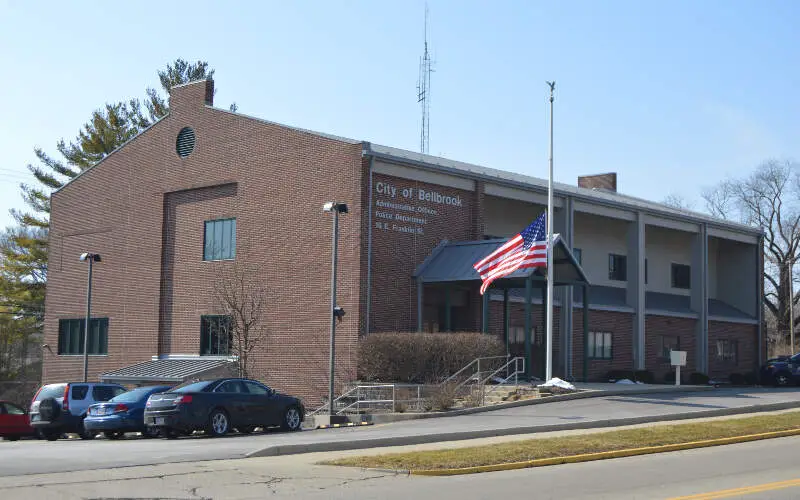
[760,353,800,386]
[85,385,172,439]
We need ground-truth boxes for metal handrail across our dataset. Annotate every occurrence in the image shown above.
[440,355,509,386]
[308,383,421,416]
[482,357,526,403]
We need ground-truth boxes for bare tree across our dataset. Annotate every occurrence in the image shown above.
[702,160,800,345]
[212,263,269,378]
[662,193,696,211]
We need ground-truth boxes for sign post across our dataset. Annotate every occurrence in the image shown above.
[670,350,687,386]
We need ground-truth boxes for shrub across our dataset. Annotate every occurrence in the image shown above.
[357,332,506,384]
[606,370,654,384]
[689,372,710,385]
[729,373,746,385]
[744,372,759,385]
[664,371,676,383]
[427,383,458,411]
[634,370,655,384]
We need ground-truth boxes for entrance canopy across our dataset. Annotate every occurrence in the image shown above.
[413,233,590,287]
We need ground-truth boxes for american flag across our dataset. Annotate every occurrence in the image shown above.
[473,212,548,295]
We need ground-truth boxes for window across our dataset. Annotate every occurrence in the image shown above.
[3,402,24,415]
[243,381,271,395]
[58,318,109,355]
[71,385,88,400]
[92,385,125,402]
[588,332,613,359]
[660,335,680,359]
[509,326,536,344]
[573,248,582,265]
[716,339,738,362]
[215,380,247,393]
[672,264,691,289]
[608,254,627,281]
[204,218,236,261]
[201,315,231,356]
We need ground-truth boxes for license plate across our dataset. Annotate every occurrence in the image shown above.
[97,407,107,416]
[155,417,165,426]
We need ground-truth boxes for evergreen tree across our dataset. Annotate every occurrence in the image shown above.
[4,59,215,318]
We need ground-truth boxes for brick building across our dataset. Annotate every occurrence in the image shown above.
[43,79,764,403]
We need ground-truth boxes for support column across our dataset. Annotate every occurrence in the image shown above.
[445,286,452,332]
[525,276,533,378]
[583,285,589,382]
[691,224,709,373]
[626,212,646,370]
[417,280,424,333]
[556,197,574,377]
[503,289,510,355]
[481,289,489,333]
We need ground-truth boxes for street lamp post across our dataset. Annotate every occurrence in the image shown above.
[323,202,348,417]
[79,252,101,383]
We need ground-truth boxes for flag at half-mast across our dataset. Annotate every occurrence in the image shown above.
[473,212,548,295]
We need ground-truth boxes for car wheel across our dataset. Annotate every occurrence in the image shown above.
[2,436,20,442]
[104,431,124,440]
[142,427,160,439]
[78,419,96,440]
[206,409,230,437]
[281,406,302,432]
[162,428,180,440]
[775,373,791,386]
[42,431,59,441]
[237,425,256,434]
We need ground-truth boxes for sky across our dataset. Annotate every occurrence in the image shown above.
[0,0,799,230]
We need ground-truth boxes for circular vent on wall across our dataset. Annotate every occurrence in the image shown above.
[176,127,196,158]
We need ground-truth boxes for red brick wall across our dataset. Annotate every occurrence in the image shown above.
[45,80,366,405]
[572,309,634,381]
[708,321,759,379]
[368,173,476,332]
[645,315,697,383]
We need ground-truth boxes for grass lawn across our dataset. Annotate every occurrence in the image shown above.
[322,411,800,471]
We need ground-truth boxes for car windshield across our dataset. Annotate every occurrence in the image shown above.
[793,353,800,363]
[35,384,67,401]
[170,380,214,393]
[110,386,170,403]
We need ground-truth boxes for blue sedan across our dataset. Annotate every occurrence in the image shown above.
[85,385,173,439]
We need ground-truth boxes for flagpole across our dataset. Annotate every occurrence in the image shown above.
[545,80,555,382]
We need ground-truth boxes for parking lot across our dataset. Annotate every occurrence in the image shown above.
[3,387,800,477]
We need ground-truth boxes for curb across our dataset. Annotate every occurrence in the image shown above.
[247,400,800,458]
[355,385,715,425]
[409,428,800,476]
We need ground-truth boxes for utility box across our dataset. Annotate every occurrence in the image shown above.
[670,350,687,386]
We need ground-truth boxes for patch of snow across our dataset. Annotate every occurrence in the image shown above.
[615,379,636,384]
[537,377,576,390]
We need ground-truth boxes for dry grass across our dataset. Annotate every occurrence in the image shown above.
[323,411,800,470]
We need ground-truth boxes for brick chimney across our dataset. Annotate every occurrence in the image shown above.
[578,173,617,192]
[169,78,214,111]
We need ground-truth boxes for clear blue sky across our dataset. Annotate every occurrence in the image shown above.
[1,0,798,230]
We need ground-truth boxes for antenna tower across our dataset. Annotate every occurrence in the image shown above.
[417,3,433,154]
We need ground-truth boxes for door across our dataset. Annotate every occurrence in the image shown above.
[0,402,28,436]
[242,380,276,427]
[213,380,249,426]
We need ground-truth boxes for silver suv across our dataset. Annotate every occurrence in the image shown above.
[29,382,126,440]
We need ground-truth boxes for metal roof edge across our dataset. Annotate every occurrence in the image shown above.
[644,309,700,320]
[366,145,762,237]
[708,315,759,325]
[207,106,361,145]
[53,113,170,196]
[413,239,450,278]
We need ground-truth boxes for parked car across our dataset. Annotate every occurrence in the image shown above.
[0,401,35,441]
[144,378,305,439]
[29,382,127,440]
[84,385,173,439]
[760,353,800,386]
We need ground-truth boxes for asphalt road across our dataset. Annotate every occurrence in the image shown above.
[1,387,799,477]
[1,432,798,498]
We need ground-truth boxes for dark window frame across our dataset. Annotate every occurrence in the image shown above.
[716,339,738,363]
[203,218,237,261]
[659,335,680,360]
[57,318,109,355]
[608,254,627,281]
[200,315,232,356]
[671,263,691,289]
[588,331,613,360]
